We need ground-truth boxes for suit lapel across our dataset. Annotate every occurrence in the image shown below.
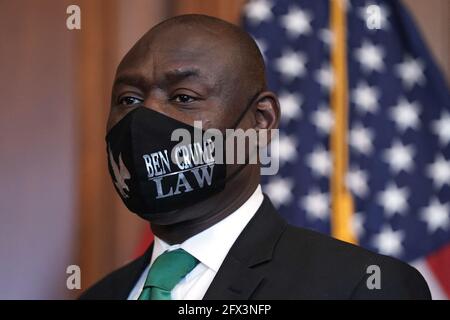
[113,243,154,299]
[203,195,287,300]
[202,256,264,300]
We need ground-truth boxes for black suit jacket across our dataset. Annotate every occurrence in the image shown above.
[80,195,431,300]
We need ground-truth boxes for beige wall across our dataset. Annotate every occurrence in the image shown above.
[0,0,77,299]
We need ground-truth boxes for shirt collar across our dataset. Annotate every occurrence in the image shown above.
[150,185,264,272]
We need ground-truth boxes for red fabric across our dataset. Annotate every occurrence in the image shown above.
[427,243,450,298]
[133,227,153,259]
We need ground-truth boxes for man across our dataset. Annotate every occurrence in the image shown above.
[80,14,431,300]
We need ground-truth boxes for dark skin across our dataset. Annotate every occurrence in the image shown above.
[107,15,280,244]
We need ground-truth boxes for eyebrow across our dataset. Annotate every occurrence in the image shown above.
[113,74,152,91]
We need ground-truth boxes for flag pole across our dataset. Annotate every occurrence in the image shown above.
[330,0,356,244]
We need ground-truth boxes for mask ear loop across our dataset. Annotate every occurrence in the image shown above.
[221,90,262,183]
[230,90,262,129]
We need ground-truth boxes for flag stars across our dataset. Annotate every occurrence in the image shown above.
[420,198,450,233]
[377,183,409,217]
[346,166,369,198]
[306,146,331,177]
[389,97,421,132]
[432,111,450,146]
[311,104,334,135]
[318,28,333,47]
[275,50,307,81]
[372,225,405,257]
[264,177,294,208]
[315,63,334,91]
[426,154,450,189]
[395,56,425,89]
[244,0,273,25]
[351,82,380,114]
[352,212,365,238]
[354,40,385,73]
[349,123,374,155]
[275,134,298,164]
[300,190,329,221]
[281,6,312,37]
[383,140,415,173]
[279,92,302,122]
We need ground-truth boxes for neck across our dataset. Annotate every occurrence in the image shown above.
[150,165,260,245]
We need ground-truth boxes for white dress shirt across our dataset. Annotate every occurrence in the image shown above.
[128,185,264,300]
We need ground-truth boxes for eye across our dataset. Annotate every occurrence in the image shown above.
[170,94,196,104]
[118,96,143,106]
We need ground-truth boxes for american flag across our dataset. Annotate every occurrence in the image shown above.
[242,0,450,299]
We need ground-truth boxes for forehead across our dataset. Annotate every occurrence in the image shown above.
[116,27,234,85]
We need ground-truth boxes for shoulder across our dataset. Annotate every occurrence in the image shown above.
[78,255,146,300]
[272,224,431,299]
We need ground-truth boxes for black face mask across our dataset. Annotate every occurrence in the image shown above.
[105,93,258,221]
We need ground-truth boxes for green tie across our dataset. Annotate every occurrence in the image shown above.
[138,248,199,300]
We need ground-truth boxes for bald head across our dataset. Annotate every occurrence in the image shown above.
[151,14,266,91]
[118,14,266,106]
[108,14,278,136]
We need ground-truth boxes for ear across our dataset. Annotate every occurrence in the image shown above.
[254,91,280,145]
[254,91,280,130]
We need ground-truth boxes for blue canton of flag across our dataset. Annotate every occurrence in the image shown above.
[242,0,450,297]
